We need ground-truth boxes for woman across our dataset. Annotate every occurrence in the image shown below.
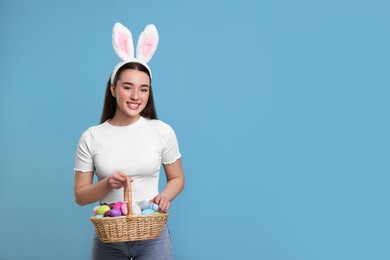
[74,23,184,260]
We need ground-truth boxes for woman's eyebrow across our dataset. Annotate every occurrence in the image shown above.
[122,82,150,88]
[122,82,134,85]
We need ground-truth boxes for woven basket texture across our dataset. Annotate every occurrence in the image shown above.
[90,177,169,243]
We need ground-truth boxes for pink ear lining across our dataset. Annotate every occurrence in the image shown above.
[142,34,156,58]
[118,32,129,56]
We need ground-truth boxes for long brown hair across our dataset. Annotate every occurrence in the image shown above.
[100,62,158,123]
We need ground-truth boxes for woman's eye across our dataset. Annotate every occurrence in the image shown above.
[141,89,149,92]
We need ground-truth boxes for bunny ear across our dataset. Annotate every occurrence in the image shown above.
[112,22,134,61]
[136,24,159,63]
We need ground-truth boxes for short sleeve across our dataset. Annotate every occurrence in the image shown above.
[158,121,182,164]
[74,128,95,173]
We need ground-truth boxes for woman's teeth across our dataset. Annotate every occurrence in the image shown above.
[128,103,140,109]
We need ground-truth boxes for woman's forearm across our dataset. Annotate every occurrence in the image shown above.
[160,175,185,202]
[75,177,113,206]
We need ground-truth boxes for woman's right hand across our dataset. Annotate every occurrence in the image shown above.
[107,172,130,189]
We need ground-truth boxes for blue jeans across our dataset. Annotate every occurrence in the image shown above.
[91,223,173,260]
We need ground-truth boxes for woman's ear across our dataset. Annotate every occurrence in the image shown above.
[110,84,116,97]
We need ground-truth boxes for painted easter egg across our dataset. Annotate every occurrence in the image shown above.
[151,203,159,212]
[141,209,155,215]
[132,204,142,215]
[138,201,151,210]
[96,205,111,215]
[110,208,122,217]
[121,202,128,215]
[114,202,123,210]
[93,206,100,214]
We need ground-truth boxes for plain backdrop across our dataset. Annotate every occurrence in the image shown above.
[0,0,389,259]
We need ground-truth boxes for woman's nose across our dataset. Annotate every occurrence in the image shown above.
[130,90,139,100]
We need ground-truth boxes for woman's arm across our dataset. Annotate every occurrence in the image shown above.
[153,159,185,211]
[74,171,128,206]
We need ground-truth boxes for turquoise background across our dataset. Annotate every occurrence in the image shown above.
[1,0,389,259]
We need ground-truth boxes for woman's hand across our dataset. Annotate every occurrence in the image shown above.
[153,194,170,212]
[152,159,184,212]
[107,172,130,189]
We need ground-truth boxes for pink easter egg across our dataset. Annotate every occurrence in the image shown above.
[121,202,128,215]
[114,202,123,210]
[93,206,100,214]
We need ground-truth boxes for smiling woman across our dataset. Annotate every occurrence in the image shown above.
[101,62,158,124]
[73,23,185,260]
[109,68,150,125]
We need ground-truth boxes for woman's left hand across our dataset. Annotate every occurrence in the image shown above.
[153,194,170,212]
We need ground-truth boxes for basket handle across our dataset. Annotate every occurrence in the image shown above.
[124,176,132,216]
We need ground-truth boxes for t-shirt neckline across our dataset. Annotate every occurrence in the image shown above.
[105,116,145,128]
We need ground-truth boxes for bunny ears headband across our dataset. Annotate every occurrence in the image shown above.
[110,22,159,84]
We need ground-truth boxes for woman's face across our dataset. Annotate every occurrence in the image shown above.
[110,69,150,123]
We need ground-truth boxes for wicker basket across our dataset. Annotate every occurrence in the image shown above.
[90,177,169,243]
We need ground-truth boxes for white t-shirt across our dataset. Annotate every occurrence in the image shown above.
[74,116,181,204]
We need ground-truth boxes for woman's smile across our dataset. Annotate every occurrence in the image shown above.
[127,102,141,110]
